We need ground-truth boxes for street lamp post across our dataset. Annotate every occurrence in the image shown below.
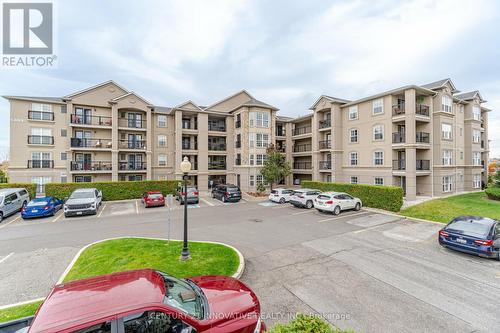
[180,156,192,260]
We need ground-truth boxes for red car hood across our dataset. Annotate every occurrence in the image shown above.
[190,276,260,322]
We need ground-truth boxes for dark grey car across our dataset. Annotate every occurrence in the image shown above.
[176,186,199,205]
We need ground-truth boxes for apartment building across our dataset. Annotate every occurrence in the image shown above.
[286,78,490,200]
[4,78,491,198]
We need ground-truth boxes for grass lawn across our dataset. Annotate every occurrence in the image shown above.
[400,191,500,223]
[0,238,240,323]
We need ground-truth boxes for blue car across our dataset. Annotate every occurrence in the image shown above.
[439,215,500,260]
[21,197,64,219]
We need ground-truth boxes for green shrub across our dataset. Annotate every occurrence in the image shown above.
[302,181,403,212]
[485,187,500,201]
[45,180,177,201]
[267,314,354,333]
[0,183,37,198]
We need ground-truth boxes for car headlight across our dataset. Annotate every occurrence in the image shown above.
[253,317,262,333]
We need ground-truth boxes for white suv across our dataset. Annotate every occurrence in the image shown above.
[314,192,362,215]
[289,189,321,209]
[269,188,294,204]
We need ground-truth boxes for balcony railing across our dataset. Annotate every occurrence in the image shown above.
[275,146,286,153]
[70,161,112,171]
[392,104,429,117]
[293,126,311,136]
[416,159,430,171]
[319,140,331,150]
[293,162,312,170]
[208,161,226,170]
[27,160,54,169]
[392,104,405,116]
[392,133,405,143]
[319,161,331,170]
[235,140,241,148]
[71,114,112,126]
[276,129,286,136]
[392,159,430,171]
[393,160,406,170]
[28,110,54,121]
[235,120,241,128]
[118,162,147,171]
[416,104,430,116]
[235,158,241,166]
[182,142,198,150]
[71,138,112,149]
[208,123,226,132]
[28,135,54,145]
[293,144,312,153]
[208,143,226,151]
[118,140,146,150]
[416,132,430,143]
[182,121,197,130]
[118,118,145,129]
[319,119,331,129]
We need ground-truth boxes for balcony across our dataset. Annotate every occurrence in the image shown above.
[118,140,146,150]
[28,135,54,145]
[71,114,112,126]
[392,132,430,144]
[393,160,406,170]
[118,118,145,129]
[182,120,198,130]
[293,144,312,153]
[182,142,198,150]
[28,110,54,121]
[392,159,430,171]
[27,160,54,169]
[208,118,226,132]
[70,161,112,171]
[208,161,226,170]
[293,126,311,136]
[276,129,286,137]
[392,132,405,144]
[392,104,430,117]
[118,162,147,171]
[416,159,430,171]
[293,162,312,170]
[392,104,405,116]
[208,143,226,151]
[235,140,241,148]
[319,140,331,150]
[319,161,331,170]
[416,105,430,116]
[71,138,112,149]
[275,145,286,153]
[319,119,331,129]
[416,132,430,143]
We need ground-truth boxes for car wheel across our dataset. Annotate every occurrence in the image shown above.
[306,200,313,209]
[355,203,361,211]
[211,193,215,198]
[0,212,3,223]
[333,206,341,215]
[279,197,285,204]
[222,196,226,203]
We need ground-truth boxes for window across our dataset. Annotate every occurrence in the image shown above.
[60,105,67,114]
[374,177,384,185]
[72,321,111,333]
[75,176,91,182]
[249,154,254,166]
[61,175,67,183]
[157,135,166,147]
[30,103,53,120]
[256,174,264,185]
[60,129,67,137]
[460,150,464,160]
[441,123,452,140]
[250,112,270,128]
[349,106,358,120]
[157,115,167,127]
[60,152,67,161]
[442,176,452,192]
[373,151,384,165]
[256,133,269,148]
[372,99,384,115]
[472,130,481,143]
[30,152,52,168]
[256,154,267,166]
[442,150,452,165]
[122,310,193,333]
[158,154,167,166]
[441,96,452,113]
[249,175,255,186]
[30,128,52,144]
[350,152,358,166]
[349,129,358,143]
[249,133,255,148]
[350,176,358,184]
[473,174,481,189]
[472,152,481,165]
[373,125,384,140]
[459,127,463,136]
[472,106,481,121]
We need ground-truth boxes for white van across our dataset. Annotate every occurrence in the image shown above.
[0,188,30,222]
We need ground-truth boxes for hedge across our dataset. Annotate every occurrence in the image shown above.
[485,187,500,201]
[267,314,354,333]
[301,181,404,212]
[0,183,37,199]
[45,180,178,201]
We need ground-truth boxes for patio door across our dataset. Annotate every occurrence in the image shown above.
[75,153,92,170]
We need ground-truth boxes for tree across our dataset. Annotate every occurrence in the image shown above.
[0,169,7,183]
[493,170,500,187]
[260,144,291,191]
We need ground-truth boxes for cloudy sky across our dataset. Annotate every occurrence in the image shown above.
[1,0,499,159]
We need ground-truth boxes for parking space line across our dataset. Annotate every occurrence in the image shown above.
[51,211,64,223]
[317,211,368,223]
[291,210,315,215]
[97,203,107,218]
[0,252,14,264]
[0,215,21,230]
[272,204,291,209]
[352,218,399,233]
[135,200,139,214]
[200,198,215,207]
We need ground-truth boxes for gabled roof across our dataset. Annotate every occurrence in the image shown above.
[276,115,294,122]
[153,106,173,114]
[64,80,128,99]
[2,96,65,104]
[454,91,486,103]
[111,91,152,106]
[309,95,351,110]
[239,98,278,111]
[421,78,459,93]
[204,90,254,111]
[174,100,204,111]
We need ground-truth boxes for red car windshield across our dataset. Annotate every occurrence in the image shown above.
[158,272,205,319]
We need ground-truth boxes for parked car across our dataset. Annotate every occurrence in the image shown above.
[0,269,266,333]
[21,196,64,219]
[269,188,294,204]
[314,192,362,215]
[142,191,165,208]
[0,188,30,222]
[176,185,200,205]
[63,188,102,217]
[438,215,500,260]
[211,184,242,203]
[289,188,321,209]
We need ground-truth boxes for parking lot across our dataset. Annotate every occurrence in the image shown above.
[0,197,499,333]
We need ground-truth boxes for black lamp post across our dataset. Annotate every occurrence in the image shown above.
[180,156,192,260]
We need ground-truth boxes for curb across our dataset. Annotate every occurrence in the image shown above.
[0,297,44,311]
[363,207,445,226]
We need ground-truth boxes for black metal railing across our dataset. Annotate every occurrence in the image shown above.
[276,129,286,136]
[70,161,112,171]
[28,135,54,145]
[392,104,405,116]
[293,144,312,152]
[416,132,430,143]
[393,160,406,170]
[235,158,241,166]
[208,123,226,132]
[235,140,241,148]
[70,138,112,148]
[416,159,430,170]
[293,162,312,169]
[235,120,241,128]
[182,142,198,150]
[71,114,112,126]
[276,145,286,153]
[416,104,430,116]
[208,161,226,170]
[293,126,311,136]
[392,132,405,143]
[319,140,331,149]
[118,117,146,129]
[319,119,331,129]
[28,110,54,121]
[182,121,197,130]
[481,140,485,149]
[118,140,146,150]
[319,161,331,169]
[118,162,147,171]
[392,104,429,116]
[27,160,54,168]
[208,143,226,151]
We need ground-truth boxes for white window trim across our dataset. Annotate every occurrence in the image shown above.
[442,150,452,166]
[372,98,384,115]
[157,135,167,147]
[158,154,167,166]
[350,152,358,166]
[374,177,384,185]
[441,96,452,113]
[472,174,481,189]
[348,106,358,120]
[349,129,358,143]
[373,124,384,141]
[472,106,481,121]
[373,151,384,166]
[442,176,452,193]
[350,176,358,184]
[441,123,452,140]
[157,115,167,128]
